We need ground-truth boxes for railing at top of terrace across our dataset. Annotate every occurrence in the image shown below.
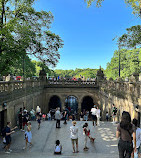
[0,81,42,93]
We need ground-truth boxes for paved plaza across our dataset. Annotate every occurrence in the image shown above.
[0,121,119,158]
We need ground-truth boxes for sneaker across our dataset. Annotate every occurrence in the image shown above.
[5,151,10,154]
[8,149,12,152]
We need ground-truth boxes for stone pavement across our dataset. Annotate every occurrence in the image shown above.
[0,121,119,158]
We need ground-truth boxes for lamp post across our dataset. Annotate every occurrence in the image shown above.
[118,46,121,77]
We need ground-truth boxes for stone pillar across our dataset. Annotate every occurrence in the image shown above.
[39,69,47,81]
[78,101,81,113]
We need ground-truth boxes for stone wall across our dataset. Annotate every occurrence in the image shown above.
[0,80,46,130]
[98,77,141,121]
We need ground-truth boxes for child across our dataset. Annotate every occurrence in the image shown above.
[106,112,109,121]
[23,121,32,149]
[47,111,51,121]
[83,123,95,150]
[42,113,46,121]
[54,140,62,155]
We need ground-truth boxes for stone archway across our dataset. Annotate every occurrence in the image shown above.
[81,96,94,112]
[48,95,62,111]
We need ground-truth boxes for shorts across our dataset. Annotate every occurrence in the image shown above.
[6,137,11,145]
[37,119,41,124]
[54,151,61,155]
[92,115,97,121]
[71,138,78,145]
[23,122,27,127]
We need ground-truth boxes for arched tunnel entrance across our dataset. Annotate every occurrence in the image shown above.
[65,96,78,115]
[49,95,62,111]
[81,96,94,112]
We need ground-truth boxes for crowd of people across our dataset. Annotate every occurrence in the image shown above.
[2,103,141,158]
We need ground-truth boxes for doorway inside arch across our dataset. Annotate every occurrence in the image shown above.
[65,96,78,115]
[81,96,94,112]
[49,95,61,111]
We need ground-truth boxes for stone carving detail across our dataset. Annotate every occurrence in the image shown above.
[96,66,104,81]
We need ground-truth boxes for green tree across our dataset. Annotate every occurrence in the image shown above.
[54,68,98,79]
[10,55,36,77]
[0,0,63,75]
[118,25,141,49]
[84,0,141,15]
[32,60,53,77]
[105,49,141,79]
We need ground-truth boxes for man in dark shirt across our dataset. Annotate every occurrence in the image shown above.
[112,104,117,123]
[22,111,28,131]
[5,122,17,153]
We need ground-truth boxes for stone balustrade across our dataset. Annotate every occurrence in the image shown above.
[0,80,43,105]
[0,81,42,93]
[99,80,141,100]
[46,80,97,88]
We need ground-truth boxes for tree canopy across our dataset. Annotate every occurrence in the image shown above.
[0,0,63,75]
[53,68,99,79]
[84,0,141,16]
[118,25,141,49]
[105,48,141,80]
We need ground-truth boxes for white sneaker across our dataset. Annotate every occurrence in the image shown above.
[5,151,10,154]
[8,149,12,152]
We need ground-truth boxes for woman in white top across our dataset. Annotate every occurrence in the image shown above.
[132,119,141,158]
[70,121,79,153]
[96,107,101,126]
[36,106,41,115]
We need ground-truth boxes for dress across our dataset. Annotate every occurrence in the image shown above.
[25,126,32,143]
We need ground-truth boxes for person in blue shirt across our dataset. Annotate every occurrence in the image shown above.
[5,122,17,153]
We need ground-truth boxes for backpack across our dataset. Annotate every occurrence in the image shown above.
[1,127,6,137]
[113,107,117,114]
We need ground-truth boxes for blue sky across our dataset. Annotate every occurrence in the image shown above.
[34,0,141,70]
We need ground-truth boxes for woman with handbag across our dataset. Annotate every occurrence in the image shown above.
[116,111,136,158]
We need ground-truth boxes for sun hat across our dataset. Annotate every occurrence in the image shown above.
[72,121,76,125]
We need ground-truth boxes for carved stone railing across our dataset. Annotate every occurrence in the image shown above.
[0,80,44,104]
[45,80,98,88]
[99,80,141,101]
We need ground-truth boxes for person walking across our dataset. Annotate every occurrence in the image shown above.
[134,105,140,128]
[96,107,101,126]
[63,110,67,124]
[5,122,17,153]
[112,104,117,123]
[80,112,84,121]
[37,114,41,130]
[47,111,51,121]
[116,111,136,158]
[23,121,32,149]
[106,112,109,121]
[83,122,95,151]
[70,121,79,153]
[132,119,141,158]
[83,123,89,151]
[22,111,28,131]
[91,105,97,126]
[18,108,23,130]
[55,107,61,128]
[36,106,41,116]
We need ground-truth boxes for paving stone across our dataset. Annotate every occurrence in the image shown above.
[0,121,119,158]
